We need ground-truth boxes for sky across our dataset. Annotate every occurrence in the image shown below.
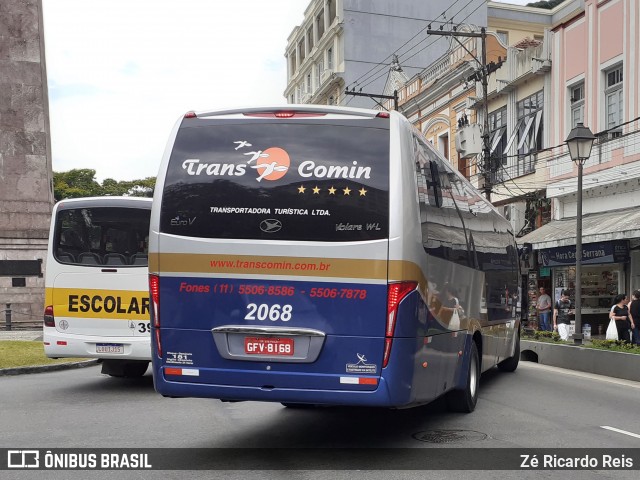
[42,0,533,182]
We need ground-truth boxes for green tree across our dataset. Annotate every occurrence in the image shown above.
[53,169,102,200]
[527,0,566,9]
[53,169,155,201]
[122,177,156,197]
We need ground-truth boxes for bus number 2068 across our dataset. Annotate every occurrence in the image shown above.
[245,303,293,322]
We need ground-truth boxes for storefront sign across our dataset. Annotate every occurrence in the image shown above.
[538,240,629,267]
[539,267,550,277]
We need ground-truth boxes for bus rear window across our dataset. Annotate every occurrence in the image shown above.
[160,122,390,241]
[54,207,150,266]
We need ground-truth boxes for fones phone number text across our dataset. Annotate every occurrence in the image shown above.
[214,284,367,299]
[308,288,367,299]
[238,285,295,296]
[179,282,367,300]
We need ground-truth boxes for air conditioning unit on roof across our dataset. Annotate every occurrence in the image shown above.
[455,124,483,158]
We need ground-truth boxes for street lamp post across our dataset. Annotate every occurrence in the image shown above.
[565,123,596,345]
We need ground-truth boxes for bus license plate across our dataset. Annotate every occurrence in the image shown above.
[244,337,294,356]
[96,343,124,354]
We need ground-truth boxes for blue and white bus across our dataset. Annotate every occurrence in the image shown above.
[148,106,520,412]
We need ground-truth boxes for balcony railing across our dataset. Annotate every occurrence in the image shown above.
[490,157,536,184]
[421,56,450,85]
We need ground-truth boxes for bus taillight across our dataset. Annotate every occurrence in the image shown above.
[244,111,327,118]
[149,274,162,357]
[44,305,55,327]
[383,282,418,368]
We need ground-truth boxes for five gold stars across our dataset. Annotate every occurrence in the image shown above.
[297,185,366,196]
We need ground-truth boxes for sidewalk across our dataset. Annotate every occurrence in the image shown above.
[0,329,43,341]
[0,329,98,376]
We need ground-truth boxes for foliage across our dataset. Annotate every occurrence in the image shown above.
[588,339,640,354]
[53,169,155,201]
[0,341,88,369]
[522,330,640,354]
[528,329,564,342]
[527,0,566,9]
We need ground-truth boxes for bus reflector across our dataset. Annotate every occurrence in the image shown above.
[57,341,67,346]
[44,305,55,327]
[340,377,378,385]
[149,274,162,357]
[383,281,418,367]
[165,367,199,377]
[184,111,197,118]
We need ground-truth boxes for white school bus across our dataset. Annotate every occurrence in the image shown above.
[44,196,152,377]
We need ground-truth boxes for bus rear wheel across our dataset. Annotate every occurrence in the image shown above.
[446,341,479,413]
[101,360,149,378]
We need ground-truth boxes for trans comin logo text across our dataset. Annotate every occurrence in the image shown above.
[181,158,371,181]
[180,139,371,182]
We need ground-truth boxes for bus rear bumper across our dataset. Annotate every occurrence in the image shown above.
[43,328,151,360]
[153,375,408,407]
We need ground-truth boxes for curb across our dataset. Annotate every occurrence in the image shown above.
[521,340,640,383]
[0,359,99,377]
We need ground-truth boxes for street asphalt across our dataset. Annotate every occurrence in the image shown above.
[0,329,99,376]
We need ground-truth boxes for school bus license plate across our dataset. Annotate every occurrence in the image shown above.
[244,337,294,356]
[96,343,124,354]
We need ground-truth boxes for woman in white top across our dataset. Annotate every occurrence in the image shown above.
[609,294,631,343]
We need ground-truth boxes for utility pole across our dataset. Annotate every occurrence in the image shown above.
[427,27,492,201]
[344,89,398,111]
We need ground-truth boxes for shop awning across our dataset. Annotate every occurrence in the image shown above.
[517,208,640,249]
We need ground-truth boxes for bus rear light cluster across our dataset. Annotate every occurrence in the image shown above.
[149,274,162,357]
[44,305,55,327]
[383,281,418,368]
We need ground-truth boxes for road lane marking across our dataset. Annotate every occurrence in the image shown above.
[601,426,640,439]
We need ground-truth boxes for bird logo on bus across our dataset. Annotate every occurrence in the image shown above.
[243,147,290,182]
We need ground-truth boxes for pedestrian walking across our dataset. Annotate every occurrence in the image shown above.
[536,287,552,331]
[553,290,573,341]
[627,290,639,345]
[609,294,631,343]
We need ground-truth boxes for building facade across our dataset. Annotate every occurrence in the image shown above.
[388,26,507,180]
[283,0,487,108]
[374,0,640,333]
[516,0,640,335]
[385,2,550,204]
[0,0,54,325]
